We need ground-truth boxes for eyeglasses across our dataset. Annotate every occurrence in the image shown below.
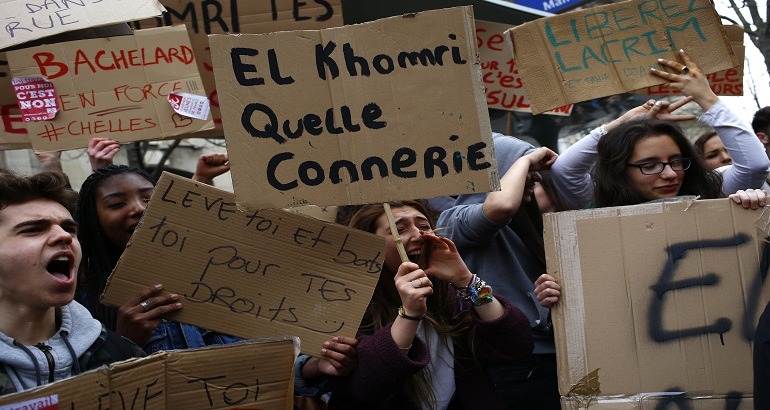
[626,158,692,175]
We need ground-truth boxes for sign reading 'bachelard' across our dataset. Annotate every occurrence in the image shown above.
[209,6,498,210]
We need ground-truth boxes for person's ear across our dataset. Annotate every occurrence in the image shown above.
[757,132,770,145]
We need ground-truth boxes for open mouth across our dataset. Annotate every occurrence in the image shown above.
[46,254,73,281]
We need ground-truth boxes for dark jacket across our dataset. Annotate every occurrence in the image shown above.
[328,296,533,409]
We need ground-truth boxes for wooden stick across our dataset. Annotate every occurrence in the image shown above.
[383,203,409,263]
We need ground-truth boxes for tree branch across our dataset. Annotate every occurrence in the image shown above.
[727,0,754,29]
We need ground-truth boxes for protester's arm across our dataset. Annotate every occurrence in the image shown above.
[88,138,121,170]
[551,98,694,209]
[468,295,533,364]
[191,153,229,185]
[483,147,556,224]
[653,49,770,193]
[36,151,63,173]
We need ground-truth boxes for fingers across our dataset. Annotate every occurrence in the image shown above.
[200,153,229,166]
[534,274,561,308]
[126,284,164,307]
[730,189,767,209]
[668,96,693,112]
[138,293,182,319]
[678,49,697,71]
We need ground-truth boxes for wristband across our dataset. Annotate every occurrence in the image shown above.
[456,275,494,308]
[398,306,426,321]
[597,124,608,137]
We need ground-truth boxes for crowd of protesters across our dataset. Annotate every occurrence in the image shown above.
[2,47,770,410]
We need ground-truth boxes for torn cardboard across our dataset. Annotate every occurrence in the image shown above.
[509,0,740,114]
[476,19,573,116]
[0,338,297,410]
[0,0,164,50]
[544,199,770,403]
[636,25,745,97]
[561,395,753,409]
[101,173,384,355]
[6,25,213,153]
[130,0,344,137]
[210,6,498,209]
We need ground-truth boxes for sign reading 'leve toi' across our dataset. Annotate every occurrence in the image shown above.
[509,0,739,114]
[102,173,384,355]
[210,6,498,210]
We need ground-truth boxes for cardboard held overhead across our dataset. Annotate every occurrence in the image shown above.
[210,6,498,209]
[0,338,297,410]
[0,24,133,150]
[544,199,770,404]
[476,19,573,116]
[508,0,740,114]
[130,0,344,138]
[636,24,746,97]
[561,395,753,409]
[6,25,213,153]
[101,173,384,355]
[0,0,164,50]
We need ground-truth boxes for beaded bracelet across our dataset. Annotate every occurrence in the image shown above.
[454,274,494,308]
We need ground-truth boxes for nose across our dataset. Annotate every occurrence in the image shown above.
[401,225,424,244]
[720,153,733,165]
[660,163,678,178]
[128,197,148,217]
[48,224,73,246]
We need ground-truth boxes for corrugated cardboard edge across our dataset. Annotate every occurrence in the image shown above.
[546,202,670,396]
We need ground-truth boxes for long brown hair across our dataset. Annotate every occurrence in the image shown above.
[349,200,475,408]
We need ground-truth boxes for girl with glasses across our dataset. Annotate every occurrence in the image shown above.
[550,49,770,210]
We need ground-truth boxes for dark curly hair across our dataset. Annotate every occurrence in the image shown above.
[593,119,723,208]
[76,165,155,330]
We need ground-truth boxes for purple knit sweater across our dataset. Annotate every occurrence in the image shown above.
[328,296,533,409]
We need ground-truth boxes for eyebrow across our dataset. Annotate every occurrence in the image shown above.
[633,154,683,163]
[101,186,154,201]
[13,218,78,230]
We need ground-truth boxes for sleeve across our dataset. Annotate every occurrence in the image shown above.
[330,323,430,403]
[293,354,331,398]
[437,203,508,247]
[466,295,534,364]
[700,100,770,194]
[550,127,605,209]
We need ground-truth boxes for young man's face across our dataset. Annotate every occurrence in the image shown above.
[0,199,81,310]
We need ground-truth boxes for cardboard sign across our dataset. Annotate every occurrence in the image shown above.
[0,338,296,410]
[130,0,344,137]
[544,199,770,405]
[6,25,213,153]
[101,173,384,355]
[0,52,30,149]
[0,0,164,50]
[637,25,745,97]
[210,6,498,209]
[562,396,753,409]
[476,19,573,116]
[508,0,740,114]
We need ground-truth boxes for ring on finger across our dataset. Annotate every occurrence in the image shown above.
[680,65,689,74]
[140,301,150,312]
[411,279,422,288]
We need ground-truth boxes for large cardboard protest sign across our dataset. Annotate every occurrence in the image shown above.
[210,6,498,209]
[0,338,296,410]
[544,199,770,407]
[476,19,573,116]
[6,25,213,153]
[102,173,384,355]
[0,0,163,50]
[130,0,344,136]
[637,25,745,97]
[509,0,740,114]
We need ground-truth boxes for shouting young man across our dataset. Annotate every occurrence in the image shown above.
[0,170,144,396]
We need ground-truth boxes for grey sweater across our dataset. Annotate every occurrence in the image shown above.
[438,133,555,354]
[0,301,102,391]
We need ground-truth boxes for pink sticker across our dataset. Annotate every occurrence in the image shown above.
[168,92,210,120]
[1,394,59,409]
[12,76,59,122]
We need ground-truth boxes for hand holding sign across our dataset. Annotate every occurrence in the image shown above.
[651,49,720,111]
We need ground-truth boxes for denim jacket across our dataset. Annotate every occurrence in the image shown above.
[143,321,241,354]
